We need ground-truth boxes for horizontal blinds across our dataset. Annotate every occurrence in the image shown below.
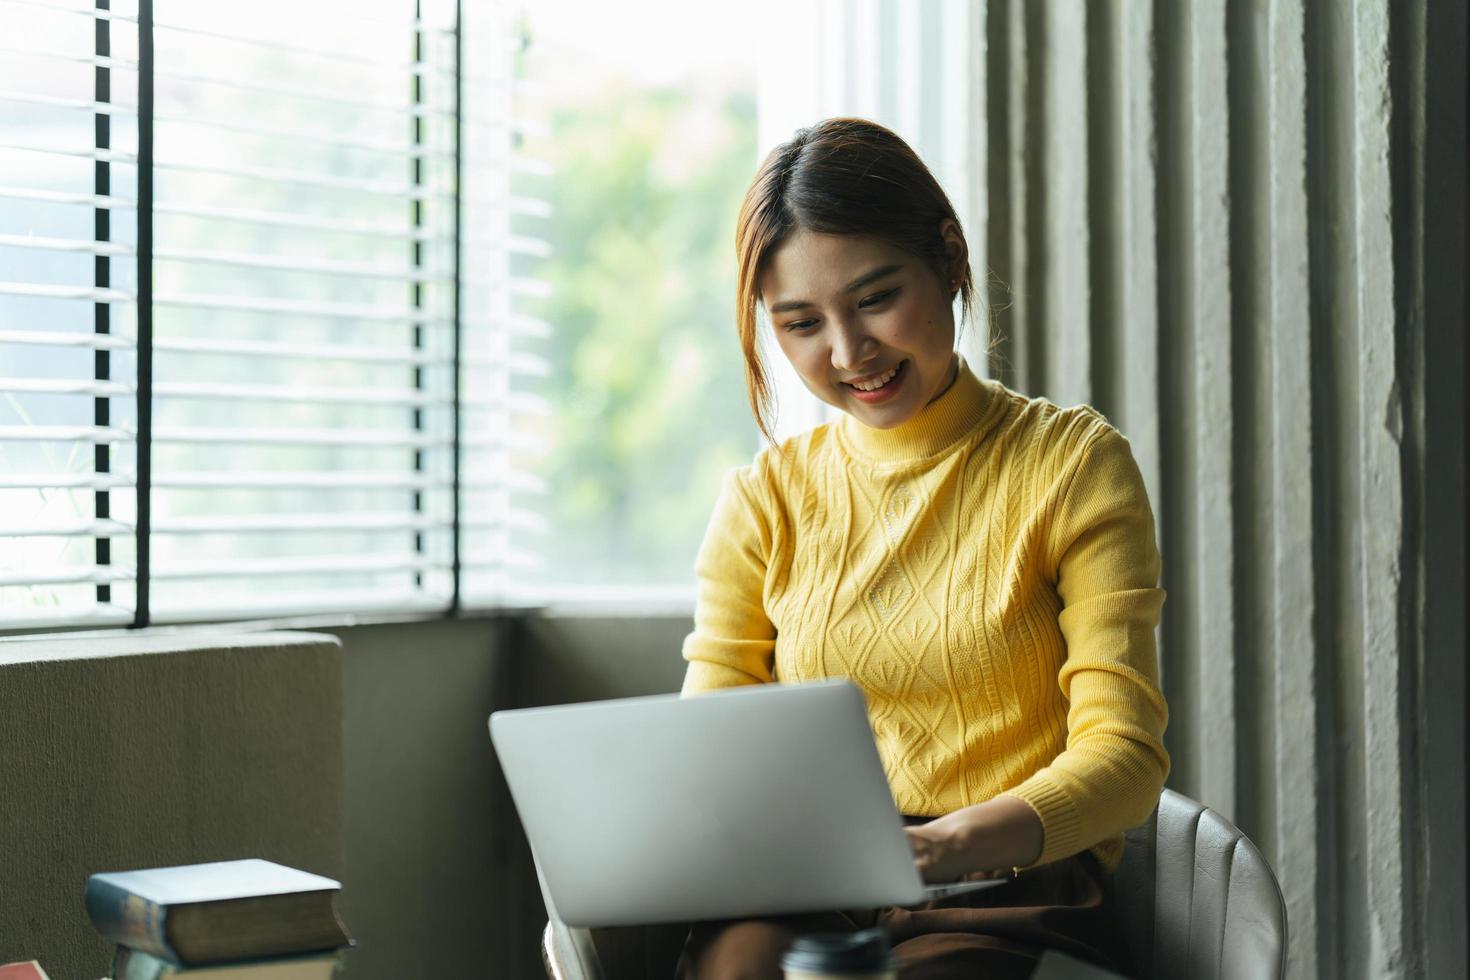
[0,0,140,626]
[459,0,549,606]
[141,0,460,620]
[2,0,544,628]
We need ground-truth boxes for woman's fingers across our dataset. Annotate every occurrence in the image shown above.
[905,825,960,882]
[903,827,938,879]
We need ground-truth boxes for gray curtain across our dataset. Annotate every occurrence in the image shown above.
[969,2,1466,977]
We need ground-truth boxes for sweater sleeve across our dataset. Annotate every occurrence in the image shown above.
[680,465,777,694]
[1000,423,1171,866]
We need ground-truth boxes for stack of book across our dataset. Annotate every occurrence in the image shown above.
[85,859,353,979]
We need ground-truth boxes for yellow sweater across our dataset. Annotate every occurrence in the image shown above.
[681,361,1170,870]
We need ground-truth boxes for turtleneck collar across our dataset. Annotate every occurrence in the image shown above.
[836,355,1003,464]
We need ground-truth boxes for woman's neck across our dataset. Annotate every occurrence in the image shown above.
[926,352,961,406]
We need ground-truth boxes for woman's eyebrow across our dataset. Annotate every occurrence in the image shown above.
[768,263,905,314]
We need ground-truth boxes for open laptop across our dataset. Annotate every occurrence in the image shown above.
[488,678,1004,928]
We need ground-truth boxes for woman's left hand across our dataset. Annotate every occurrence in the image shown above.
[904,815,999,883]
[903,796,1045,882]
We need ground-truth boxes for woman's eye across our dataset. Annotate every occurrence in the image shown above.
[784,319,818,332]
[860,288,900,308]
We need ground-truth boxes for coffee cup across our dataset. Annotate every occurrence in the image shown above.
[781,927,898,980]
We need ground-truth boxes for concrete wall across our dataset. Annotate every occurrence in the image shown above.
[971,3,1467,977]
[337,611,690,980]
[0,618,514,980]
[0,613,688,980]
[331,611,689,979]
[327,617,509,980]
[0,632,345,980]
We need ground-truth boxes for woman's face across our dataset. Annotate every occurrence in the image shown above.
[759,226,963,430]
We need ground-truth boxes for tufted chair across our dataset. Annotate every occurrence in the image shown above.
[537,788,1287,980]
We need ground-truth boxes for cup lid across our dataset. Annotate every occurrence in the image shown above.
[780,927,897,971]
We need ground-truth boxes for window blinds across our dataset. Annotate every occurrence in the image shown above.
[143,0,459,621]
[1,0,545,627]
[457,0,551,606]
[0,0,141,627]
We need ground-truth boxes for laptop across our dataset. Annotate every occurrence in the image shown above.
[488,678,1004,928]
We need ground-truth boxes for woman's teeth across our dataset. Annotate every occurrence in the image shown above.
[849,364,900,391]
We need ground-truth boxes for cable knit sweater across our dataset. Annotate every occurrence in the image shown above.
[681,360,1170,870]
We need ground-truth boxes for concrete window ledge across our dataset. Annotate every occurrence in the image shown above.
[0,631,344,980]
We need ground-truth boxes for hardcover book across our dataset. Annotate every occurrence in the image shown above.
[84,859,350,966]
[113,949,342,980]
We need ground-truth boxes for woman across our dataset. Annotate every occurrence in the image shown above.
[677,118,1169,979]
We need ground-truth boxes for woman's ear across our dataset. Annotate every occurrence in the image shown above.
[938,218,968,285]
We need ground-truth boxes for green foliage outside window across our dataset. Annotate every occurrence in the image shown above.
[518,82,760,587]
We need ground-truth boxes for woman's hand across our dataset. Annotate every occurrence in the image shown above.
[903,796,1045,882]
[904,819,999,883]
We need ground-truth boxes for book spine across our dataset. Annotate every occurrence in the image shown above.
[84,877,174,960]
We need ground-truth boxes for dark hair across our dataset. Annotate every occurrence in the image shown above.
[734,117,975,442]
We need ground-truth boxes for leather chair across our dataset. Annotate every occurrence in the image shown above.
[1107,789,1288,979]
[538,789,1288,980]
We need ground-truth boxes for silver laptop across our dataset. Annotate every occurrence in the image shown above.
[488,678,1003,928]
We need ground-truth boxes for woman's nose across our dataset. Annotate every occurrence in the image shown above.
[829,320,877,373]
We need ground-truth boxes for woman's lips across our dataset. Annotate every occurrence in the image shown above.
[844,360,907,403]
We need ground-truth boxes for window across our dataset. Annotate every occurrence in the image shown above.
[1,0,976,626]
[1,0,535,626]
[506,1,760,597]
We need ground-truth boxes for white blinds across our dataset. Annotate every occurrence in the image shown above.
[1,0,543,627]
[144,0,459,621]
[0,0,141,627]
[457,0,551,605]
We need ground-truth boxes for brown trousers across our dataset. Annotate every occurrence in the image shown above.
[675,850,1130,980]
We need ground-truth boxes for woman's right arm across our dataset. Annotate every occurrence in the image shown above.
[681,466,777,694]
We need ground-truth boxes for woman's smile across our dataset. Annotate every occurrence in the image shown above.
[842,359,907,402]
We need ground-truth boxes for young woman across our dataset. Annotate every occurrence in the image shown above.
[677,118,1169,979]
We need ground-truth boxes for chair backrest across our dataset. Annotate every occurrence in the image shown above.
[542,918,688,980]
[1112,788,1288,980]
[541,788,1288,980]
